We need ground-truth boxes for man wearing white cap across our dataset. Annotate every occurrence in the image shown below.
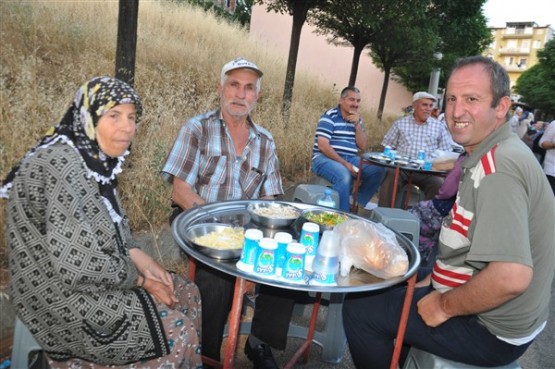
[378,91,454,207]
[162,57,295,368]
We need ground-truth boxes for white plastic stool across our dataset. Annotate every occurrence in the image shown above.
[395,184,425,209]
[403,347,522,369]
[11,317,43,369]
[369,207,420,245]
[223,293,346,364]
[308,174,333,188]
[293,184,339,209]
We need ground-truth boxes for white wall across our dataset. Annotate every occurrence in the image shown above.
[249,4,412,115]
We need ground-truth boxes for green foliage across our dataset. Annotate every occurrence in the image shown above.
[173,0,253,27]
[393,0,492,92]
[308,0,439,118]
[515,39,555,115]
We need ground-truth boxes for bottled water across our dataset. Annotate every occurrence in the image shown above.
[317,188,336,208]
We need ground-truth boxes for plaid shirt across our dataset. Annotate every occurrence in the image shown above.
[382,115,453,159]
[161,109,283,203]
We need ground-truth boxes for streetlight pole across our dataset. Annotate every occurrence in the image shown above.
[428,52,443,107]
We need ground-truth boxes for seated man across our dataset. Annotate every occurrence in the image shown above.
[378,91,454,207]
[311,86,385,212]
[162,57,303,369]
[343,55,554,369]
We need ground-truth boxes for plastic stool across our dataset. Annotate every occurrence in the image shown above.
[403,347,522,369]
[293,184,339,208]
[308,174,332,188]
[395,184,424,209]
[11,317,43,369]
[223,293,347,364]
[287,293,347,363]
[369,207,420,244]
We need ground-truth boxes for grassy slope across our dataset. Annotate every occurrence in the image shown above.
[0,1,398,281]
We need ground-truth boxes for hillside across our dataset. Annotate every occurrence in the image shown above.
[0,1,398,286]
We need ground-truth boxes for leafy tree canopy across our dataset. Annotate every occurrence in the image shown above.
[393,0,491,92]
[515,39,555,115]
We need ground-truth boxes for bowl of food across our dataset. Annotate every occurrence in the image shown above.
[184,223,245,260]
[300,208,350,231]
[367,153,392,163]
[247,201,301,229]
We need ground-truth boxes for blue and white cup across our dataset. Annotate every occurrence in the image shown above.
[417,150,426,161]
[274,232,293,271]
[423,160,433,171]
[383,145,391,157]
[300,222,320,271]
[236,228,263,272]
[281,242,306,282]
[254,237,278,276]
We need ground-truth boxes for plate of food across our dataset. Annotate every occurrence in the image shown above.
[368,153,392,163]
[248,201,301,229]
[300,208,350,231]
[185,223,245,260]
[393,159,410,166]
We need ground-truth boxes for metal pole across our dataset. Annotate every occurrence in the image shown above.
[428,52,443,106]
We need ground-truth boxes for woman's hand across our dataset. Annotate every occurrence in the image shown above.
[129,248,177,306]
[143,277,179,308]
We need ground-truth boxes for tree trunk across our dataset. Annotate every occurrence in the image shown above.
[115,0,139,86]
[348,43,365,87]
[280,3,310,119]
[377,66,391,121]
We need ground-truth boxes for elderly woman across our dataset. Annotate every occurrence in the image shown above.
[1,77,202,368]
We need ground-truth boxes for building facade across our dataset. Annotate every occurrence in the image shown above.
[485,22,553,100]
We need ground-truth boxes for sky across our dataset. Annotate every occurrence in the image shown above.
[482,0,555,27]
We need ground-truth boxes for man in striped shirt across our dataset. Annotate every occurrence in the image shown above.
[343,56,554,368]
[311,86,385,211]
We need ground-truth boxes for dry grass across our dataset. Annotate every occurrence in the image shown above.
[0,1,399,282]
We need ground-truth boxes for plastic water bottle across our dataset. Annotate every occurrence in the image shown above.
[317,189,336,208]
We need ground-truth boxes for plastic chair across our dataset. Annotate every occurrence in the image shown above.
[223,292,347,364]
[395,184,425,209]
[11,317,43,369]
[403,347,522,369]
[308,173,333,188]
[292,184,340,209]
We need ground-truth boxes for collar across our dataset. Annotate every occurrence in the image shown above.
[462,123,512,169]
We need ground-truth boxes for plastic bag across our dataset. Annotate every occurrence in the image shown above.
[335,219,409,279]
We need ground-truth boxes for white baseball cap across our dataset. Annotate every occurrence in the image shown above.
[221,57,263,80]
[412,91,437,102]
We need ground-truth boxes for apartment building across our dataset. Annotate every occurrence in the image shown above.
[485,22,553,98]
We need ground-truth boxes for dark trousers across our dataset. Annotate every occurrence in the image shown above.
[547,174,555,195]
[195,262,304,361]
[342,286,531,369]
[378,169,444,207]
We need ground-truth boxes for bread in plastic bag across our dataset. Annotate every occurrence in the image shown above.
[334,219,409,279]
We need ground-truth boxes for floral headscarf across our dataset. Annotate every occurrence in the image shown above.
[1,76,142,223]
